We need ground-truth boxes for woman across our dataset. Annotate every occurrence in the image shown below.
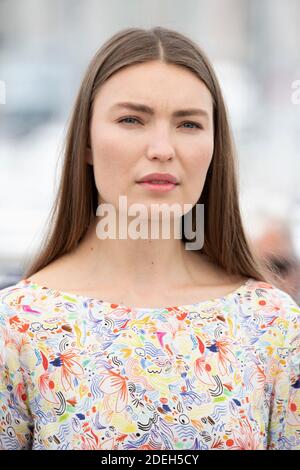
[0,26,299,450]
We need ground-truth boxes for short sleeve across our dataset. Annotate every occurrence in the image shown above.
[0,310,34,450]
[267,292,300,450]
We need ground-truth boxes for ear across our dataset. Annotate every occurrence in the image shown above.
[86,145,93,166]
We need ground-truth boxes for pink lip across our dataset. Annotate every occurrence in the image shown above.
[137,181,177,192]
[137,173,179,184]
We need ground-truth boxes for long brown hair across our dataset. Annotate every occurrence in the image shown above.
[23,26,269,282]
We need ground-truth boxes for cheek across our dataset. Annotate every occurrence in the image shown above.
[90,127,141,206]
[188,136,214,178]
[183,137,214,202]
[91,129,130,185]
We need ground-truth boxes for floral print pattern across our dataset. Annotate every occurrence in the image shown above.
[0,277,299,450]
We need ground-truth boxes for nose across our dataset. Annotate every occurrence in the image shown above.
[146,146,175,161]
[146,131,175,161]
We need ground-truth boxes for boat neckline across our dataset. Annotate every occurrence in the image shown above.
[14,277,255,311]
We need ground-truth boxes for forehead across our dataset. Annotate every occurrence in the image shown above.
[92,61,213,113]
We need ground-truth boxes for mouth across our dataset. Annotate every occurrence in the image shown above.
[136,181,178,192]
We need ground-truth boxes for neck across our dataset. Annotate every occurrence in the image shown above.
[71,215,207,290]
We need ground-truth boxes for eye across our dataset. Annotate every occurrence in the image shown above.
[118,116,141,125]
[118,116,203,129]
[181,121,202,129]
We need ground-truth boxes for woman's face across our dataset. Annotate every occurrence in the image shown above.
[88,60,214,216]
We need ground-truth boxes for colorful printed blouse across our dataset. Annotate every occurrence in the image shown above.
[0,277,300,450]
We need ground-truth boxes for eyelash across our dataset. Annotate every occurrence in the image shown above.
[118,116,203,129]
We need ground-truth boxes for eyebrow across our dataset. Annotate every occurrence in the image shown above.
[110,101,209,119]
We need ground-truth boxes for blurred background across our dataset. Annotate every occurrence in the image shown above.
[0,0,300,301]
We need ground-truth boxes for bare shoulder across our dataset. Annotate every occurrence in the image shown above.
[26,253,76,290]
[188,252,249,289]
